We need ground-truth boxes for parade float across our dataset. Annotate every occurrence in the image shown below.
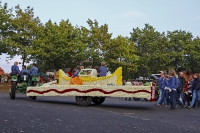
[26,67,156,106]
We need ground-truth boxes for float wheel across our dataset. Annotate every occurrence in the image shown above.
[133,98,140,101]
[75,96,92,106]
[92,97,105,105]
[31,96,37,100]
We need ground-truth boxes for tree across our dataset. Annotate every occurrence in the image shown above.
[104,36,138,79]
[166,30,193,71]
[31,20,87,71]
[85,19,112,68]
[5,5,42,65]
[184,37,200,72]
[0,2,12,56]
[131,24,166,77]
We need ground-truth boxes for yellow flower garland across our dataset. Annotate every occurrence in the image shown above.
[58,67,122,85]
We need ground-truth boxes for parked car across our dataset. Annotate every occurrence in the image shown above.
[150,74,160,80]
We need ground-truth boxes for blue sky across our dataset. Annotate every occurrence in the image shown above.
[0,0,200,72]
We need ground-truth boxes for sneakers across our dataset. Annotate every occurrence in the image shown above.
[155,104,161,107]
[170,107,176,111]
[180,105,184,109]
[164,105,169,107]
[187,106,192,109]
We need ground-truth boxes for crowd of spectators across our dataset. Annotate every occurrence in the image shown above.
[156,70,200,110]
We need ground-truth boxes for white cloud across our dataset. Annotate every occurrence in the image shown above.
[194,16,200,19]
[122,11,146,19]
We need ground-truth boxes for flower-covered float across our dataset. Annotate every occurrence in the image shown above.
[26,67,156,106]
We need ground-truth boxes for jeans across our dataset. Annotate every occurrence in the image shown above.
[157,89,166,104]
[170,89,176,108]
[159,90,169,105]
[180,91,185,105]
[191,90,200,107]
[175,92,184,107]
[185,92,192,106]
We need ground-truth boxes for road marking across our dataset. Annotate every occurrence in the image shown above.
[123,113,135,114]
[90,107,150,121]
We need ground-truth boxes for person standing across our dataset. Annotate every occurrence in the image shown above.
[97,62,107,77]
[20,65,29,78]
[29,63,38,77]
[179,72,186,105]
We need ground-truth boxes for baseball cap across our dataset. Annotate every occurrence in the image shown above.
[159,71,164,73]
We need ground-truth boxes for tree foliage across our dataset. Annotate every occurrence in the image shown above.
[84,19,112,67]
[8,5,41,65]
[31,20,87,71]
[1,1,200,78]
[104,36,138,78]
[0,2,12,56]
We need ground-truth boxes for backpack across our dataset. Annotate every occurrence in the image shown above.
[175,78,182,92]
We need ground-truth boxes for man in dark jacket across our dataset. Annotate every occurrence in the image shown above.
[179,72,186,105]
[189,73,200,108]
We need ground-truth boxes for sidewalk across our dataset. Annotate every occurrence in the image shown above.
[0,83,10,92]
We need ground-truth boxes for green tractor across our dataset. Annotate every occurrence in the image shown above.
[9,74,39,100]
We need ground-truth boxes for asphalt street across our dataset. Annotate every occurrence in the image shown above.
[0,92,200,133]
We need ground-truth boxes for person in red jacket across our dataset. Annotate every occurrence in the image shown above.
[67,68,74,77]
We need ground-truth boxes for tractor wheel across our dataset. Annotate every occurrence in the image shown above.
[31,96,37,100]
[92,97,105,105]
[10,82,16,99]
[75,96,92,106]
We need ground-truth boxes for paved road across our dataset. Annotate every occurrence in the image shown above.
[0,92,200,133]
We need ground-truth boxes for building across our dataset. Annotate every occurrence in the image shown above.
[0,67,5,75]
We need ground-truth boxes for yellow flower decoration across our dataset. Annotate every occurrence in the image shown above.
[58,67,122,86]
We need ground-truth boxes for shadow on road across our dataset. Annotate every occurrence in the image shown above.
[90,103,153,111]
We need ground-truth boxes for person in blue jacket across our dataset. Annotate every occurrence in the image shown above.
[29,63,38,77]
[157,74,170,107]
[72,66,81,77]
[168,69,177,110]
[156,71,167,106]
[11,62,20,75]
[97,62,107,77]
[20,65,29,81]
